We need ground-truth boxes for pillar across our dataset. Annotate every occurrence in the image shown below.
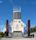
[6,20,9,36]
[28,19,30,36]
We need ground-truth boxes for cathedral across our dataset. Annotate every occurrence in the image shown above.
[8,8,26,37]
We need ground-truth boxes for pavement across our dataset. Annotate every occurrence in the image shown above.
[1,38,36,40]
[1,32,36,40]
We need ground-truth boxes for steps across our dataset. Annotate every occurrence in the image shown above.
[12,31,23,38]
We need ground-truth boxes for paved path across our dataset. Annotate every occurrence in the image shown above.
[1,32,36,40]
[1,38,36,40]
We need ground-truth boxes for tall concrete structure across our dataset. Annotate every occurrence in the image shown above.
[27,19,34,37]
[9,7,26,37]
[10,7,26,33]
[28,19,30,36]
[13,8,23,32]
[6,20,9,36]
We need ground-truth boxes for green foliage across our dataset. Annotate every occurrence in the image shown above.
[0,32,5,37]
[30,27,36,33]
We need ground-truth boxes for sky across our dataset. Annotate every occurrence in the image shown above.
[0,0,36,32]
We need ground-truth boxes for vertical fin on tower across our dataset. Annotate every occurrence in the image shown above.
[28,18,30,36]
[6,19,9,36]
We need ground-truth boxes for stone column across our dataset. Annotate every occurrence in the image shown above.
[6,20,9,36]
[28,19,30,36]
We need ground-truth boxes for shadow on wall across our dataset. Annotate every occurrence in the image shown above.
[8,24,12,33]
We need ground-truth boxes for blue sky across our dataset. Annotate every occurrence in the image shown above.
[0,0,36,31]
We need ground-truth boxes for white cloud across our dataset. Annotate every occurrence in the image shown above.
[3,27,6,32]
[0,24,6,32]
[2,24,6,32]
[0,1,3,3]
